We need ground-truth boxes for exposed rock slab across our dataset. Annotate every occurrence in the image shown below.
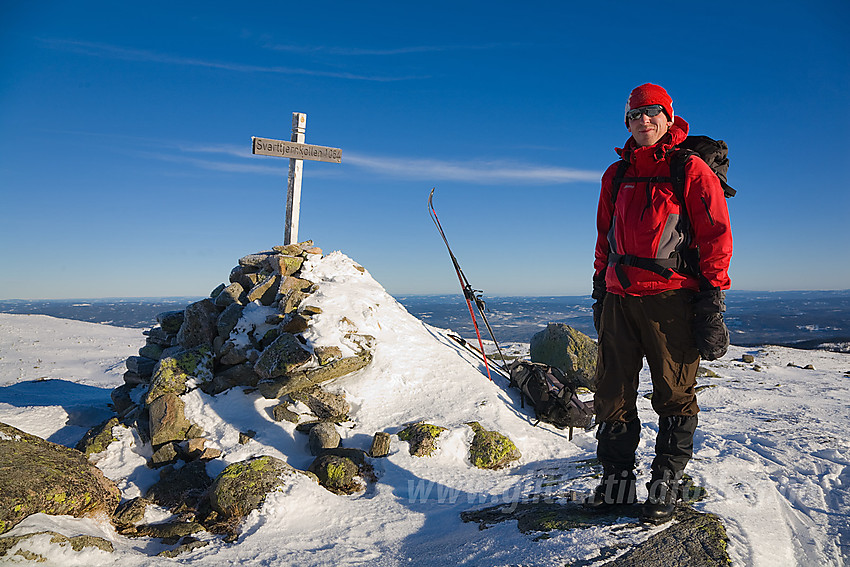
[0,422,120,535]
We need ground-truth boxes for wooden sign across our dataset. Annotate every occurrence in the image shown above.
[251,113,342,244]
[252,137,342,163]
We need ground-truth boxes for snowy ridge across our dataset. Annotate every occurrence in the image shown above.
[0,251,848,566]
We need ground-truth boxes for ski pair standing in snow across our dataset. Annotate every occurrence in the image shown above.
[584,83,733,524]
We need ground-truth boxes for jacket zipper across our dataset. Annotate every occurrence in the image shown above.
[640,182,653,221]
[701,197,715,226]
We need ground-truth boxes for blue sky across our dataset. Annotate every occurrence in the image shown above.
[1,1,848,299]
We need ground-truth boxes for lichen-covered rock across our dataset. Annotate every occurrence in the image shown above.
[530,323,598,391]
[148,393,193,446]
[112,497,152,528]
[214,282,247,308]
[398,422,447,457]
[75,417,120,457]
[0,531,114,561]
[253,333,312,380]
[157,310,185,334]
[465,422,521,470]
[272,402,300,423]
[146,345,214,404]
[307,454,361,494]
[258,350,372,399]
[290,385,350,421]
[145,460,212,513]
[264,255,304,277]
[149,441,179,468]
[176,298,219,349]
[0,422,120,535]
[207,456,294,519]
[247,274,281,305]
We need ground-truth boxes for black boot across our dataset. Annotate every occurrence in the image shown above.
[584,418,640,510]
[641,470,678,524]
[584,467,637,509]
[640,415,698,524]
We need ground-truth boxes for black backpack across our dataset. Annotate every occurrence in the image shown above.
[508,360,594,438]
[608,135,735,290]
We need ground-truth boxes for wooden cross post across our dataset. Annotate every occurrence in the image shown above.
[252,112,343,245]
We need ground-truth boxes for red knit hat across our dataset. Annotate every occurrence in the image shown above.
[625,83,674,125]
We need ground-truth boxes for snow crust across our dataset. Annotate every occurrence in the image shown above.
[0,251,848,566]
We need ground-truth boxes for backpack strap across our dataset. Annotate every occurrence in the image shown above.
[607,150,702,289]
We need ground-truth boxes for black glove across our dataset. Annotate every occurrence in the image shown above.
[692,289,729,361]
[591,274,607,334]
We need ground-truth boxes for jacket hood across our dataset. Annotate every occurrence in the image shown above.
[616,116,689,162]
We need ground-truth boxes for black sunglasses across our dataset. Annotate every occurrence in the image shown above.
[626,104,666,121]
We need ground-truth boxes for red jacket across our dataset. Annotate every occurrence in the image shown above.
[594,117,732,296]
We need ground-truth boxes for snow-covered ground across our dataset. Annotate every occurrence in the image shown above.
[0,252,848,566]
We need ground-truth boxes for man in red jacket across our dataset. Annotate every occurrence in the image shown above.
[584,83,733,524]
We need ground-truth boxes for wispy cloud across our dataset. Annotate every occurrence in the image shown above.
[343,153,601,184]
[261,41,520,56]
[130,141,599,184]
[133,149,286,175]
[37,39,424,81]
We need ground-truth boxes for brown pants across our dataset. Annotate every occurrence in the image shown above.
[594,290,700,423]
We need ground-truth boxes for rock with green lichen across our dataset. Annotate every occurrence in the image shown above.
[466,421,521,470]
[263,255,304,277]
[258,350,372,399]
[247,274,281,306]
[307,454,361,494]
[253,333,312,381]
[290,385,350,421]
[145,460,212,514]
[146,345,214,404]
[0,421,120,535]
[112,497,152,528]
[75,417,121,457]
[0,531,115,561]
[398,422,447,457]
[530,323,598,391]
[156,310,185,334]
[207,456,294,519]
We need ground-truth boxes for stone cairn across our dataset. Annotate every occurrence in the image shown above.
[71,241,521,549]
[111,241,376,468]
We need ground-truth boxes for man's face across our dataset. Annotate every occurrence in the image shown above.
[627,106,671,147]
